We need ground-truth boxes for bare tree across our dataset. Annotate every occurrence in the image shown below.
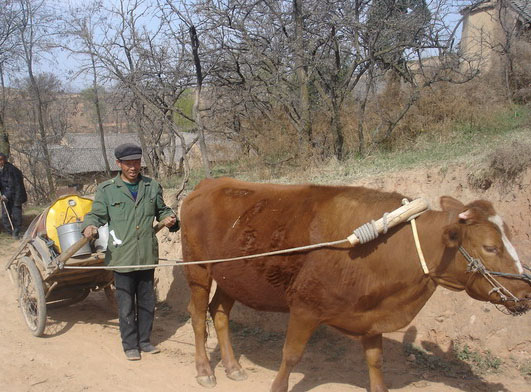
[70,0,200,197]
[0,0,21,156]
[10,73,71,202]
[495,0,531,102]
[14,0,57,198]
[183,0,477,160]
[161,0,214,177]
[185,1,311,155]
[61,5,113,176]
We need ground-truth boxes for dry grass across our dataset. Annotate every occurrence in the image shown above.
[238,74,520,164]
[511,39,531,103]
[468,141,531,190]
[172,74,531,191]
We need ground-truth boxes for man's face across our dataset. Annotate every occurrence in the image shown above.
[0,156,6,168]
[117,159,141,182]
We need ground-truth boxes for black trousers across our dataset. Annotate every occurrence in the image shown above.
[1,200,22,235]
[114,269,156,351]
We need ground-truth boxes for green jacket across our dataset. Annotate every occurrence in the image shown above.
[81,174,175,272]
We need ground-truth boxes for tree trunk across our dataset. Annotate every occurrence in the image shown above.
[293,0,312,147]
[134,102,156,176]
[0,66,10,156]
[357,73,373,157]
[331,97,344,160]
[28,66,55,199]
[189,25,211,177]
[90,53,111,176]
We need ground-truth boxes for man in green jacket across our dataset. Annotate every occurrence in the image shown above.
[82,143,178,361]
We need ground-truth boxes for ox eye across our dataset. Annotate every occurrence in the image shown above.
[483,245,498,254]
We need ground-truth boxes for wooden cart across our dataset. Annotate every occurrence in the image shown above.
[4,195,114,337]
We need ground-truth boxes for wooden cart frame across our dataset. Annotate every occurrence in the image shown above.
[5,218,114,337]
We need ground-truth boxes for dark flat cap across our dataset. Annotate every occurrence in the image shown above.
[115,143,142,160]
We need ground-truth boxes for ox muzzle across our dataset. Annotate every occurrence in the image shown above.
[459,246,531,316]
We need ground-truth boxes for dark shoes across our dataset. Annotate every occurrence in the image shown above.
[124,344,160,360]
[125,349,141,361]
[140,343,160,354]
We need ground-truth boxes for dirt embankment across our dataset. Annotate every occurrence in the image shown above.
[1,164,530,392]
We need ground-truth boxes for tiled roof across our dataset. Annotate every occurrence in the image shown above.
[62,133,141,149]
[509,0,531,22]
[460,0,531,21]
[50,132,199,175]
[50,145,123,174]
[460,0,495,15]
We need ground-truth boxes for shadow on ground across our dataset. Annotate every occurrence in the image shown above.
[205,323,510,392]
[150,265,192,346]
[45,291,119,337]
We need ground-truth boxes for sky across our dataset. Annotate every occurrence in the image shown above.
[38,0,161,92]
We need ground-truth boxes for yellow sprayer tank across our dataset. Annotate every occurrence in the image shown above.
[45,195,93,253]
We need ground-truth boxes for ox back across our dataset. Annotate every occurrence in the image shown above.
[181,177,438,334]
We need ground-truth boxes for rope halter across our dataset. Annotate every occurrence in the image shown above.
[458,246,531,316]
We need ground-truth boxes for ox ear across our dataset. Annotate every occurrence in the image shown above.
[441,196,479,225]
[442,224,462,248]
[457,207,485,225]
[440,196,464,214]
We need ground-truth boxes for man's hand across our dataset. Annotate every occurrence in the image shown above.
[161,215,177,228]
[83,225,99,239]
[0,195,7,202]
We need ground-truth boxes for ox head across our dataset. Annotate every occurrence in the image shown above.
[440,196,530,315]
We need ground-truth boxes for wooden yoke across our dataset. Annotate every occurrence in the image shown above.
[347,198,429,246]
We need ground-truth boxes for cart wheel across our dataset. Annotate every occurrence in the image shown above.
[47,289,90,309]
[17,256,47,337]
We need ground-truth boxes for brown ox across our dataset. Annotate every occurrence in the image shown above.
[180,177,531,392]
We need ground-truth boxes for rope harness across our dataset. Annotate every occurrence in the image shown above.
[351,214,387,244]
[59,198,428,271]
[59,238,350,271]
[457,246,531,315]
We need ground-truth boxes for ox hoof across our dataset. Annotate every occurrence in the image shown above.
[196,375,217,388]
[227,368,248,381]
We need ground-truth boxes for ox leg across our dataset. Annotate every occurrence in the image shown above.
[209,287,248,381]
[270,311,319,392]
[186,266,216,388]
[361,334,388,392]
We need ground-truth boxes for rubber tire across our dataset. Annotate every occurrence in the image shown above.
[17,256,47,337]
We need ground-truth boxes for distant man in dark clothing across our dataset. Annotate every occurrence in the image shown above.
[0,153,27,238]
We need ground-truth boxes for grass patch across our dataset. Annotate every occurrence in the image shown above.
[0,232,16,247]
[514,359,531,377]
[404,343,474,378]
[404,342,503,377]
[453,343,503,374]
